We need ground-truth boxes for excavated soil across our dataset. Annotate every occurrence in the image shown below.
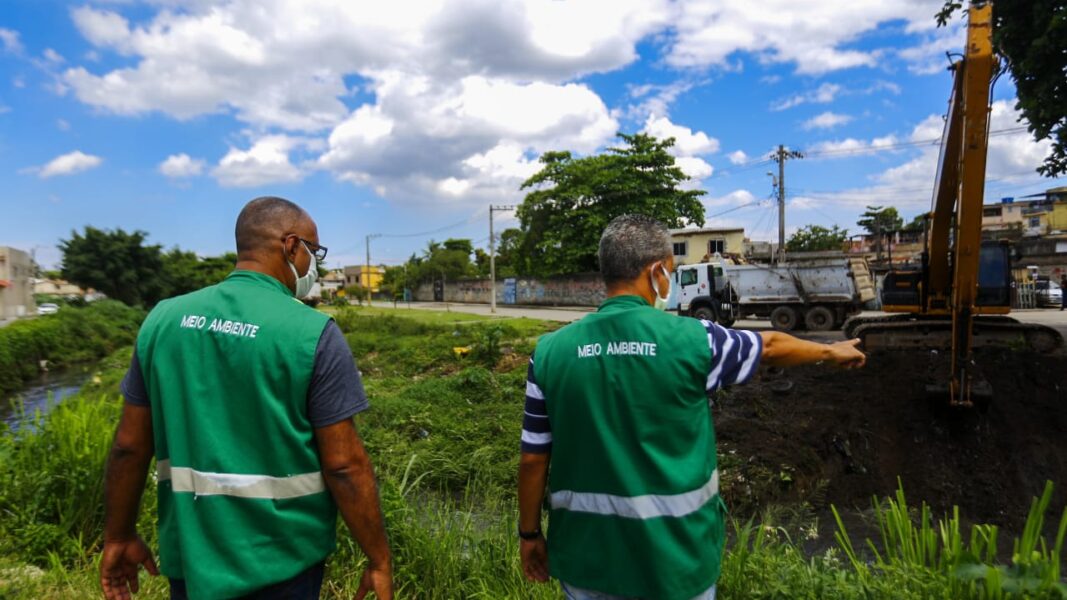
[714,347,1067,535]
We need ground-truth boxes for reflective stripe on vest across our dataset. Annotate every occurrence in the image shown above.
[550,469,719,520]
[156,459,326,500]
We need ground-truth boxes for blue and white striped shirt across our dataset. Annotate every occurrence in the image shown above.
[520,320,762,454]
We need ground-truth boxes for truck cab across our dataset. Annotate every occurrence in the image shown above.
[674,263,737,326]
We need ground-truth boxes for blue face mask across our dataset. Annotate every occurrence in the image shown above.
[650,263,672,311]
[286,241,317,298]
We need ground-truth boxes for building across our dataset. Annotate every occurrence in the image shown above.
[669,227,746,265]
[33,278,87,298]
[0,246,36,319]
[343,265,385,292]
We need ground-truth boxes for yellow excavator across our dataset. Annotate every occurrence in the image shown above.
[842,1,1063,407]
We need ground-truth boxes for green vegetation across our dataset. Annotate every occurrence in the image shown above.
[1,309,1065,598]
[786,224,849,252]
[0,301,144,395]
[516,132,706,277]
[59,226,235,307]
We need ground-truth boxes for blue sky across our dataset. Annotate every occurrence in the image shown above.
[0,1,1058,270]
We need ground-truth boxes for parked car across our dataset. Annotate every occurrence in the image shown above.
[37,303,59,315]
[1035,280,1063,308]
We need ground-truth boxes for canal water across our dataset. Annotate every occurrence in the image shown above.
[1,369,90,429]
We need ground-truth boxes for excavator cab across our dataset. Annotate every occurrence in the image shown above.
[881,241,1012,311]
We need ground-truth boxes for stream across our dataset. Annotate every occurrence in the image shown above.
[1,369,91,429]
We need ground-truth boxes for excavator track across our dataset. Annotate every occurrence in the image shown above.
[850,317,1063,354]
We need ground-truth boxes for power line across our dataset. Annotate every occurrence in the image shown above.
[801,126,1030,158]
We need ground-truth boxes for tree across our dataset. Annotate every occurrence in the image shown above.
[937,1,1067,176]
[516,133,706,277]
[856,206,903,235]
[493,228,523,278]
[60,227,167,307]
[161,249,236,297]
[785,225,849,252]
[903,213,928,232]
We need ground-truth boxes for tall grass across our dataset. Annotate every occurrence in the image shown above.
[832,480,1067,599]
[2,310,1065,598]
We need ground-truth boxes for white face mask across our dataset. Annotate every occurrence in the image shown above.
[286,241,317,298]
[650,263,672,311]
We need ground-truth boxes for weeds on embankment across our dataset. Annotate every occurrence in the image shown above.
[1,307,1065,598]
[0,301,144,395]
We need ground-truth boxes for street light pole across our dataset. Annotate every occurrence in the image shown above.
[365,233,381,306]
[489,205,516,313]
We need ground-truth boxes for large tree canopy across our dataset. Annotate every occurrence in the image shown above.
[60,226,236,307]
[60,227,167,307]
[938,0,1067,176]
[857,206,904,235]
[515,133,706,277]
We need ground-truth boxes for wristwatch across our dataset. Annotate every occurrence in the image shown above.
[518,526,542,540]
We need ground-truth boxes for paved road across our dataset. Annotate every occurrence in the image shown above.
[377,301,1067,341]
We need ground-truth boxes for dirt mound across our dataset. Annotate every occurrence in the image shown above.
[715,348,1067,530]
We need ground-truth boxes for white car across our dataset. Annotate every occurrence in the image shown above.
[37,303,59,315]
[1036,280,1062,308]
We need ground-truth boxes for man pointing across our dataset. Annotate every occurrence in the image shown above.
[518,214,865,600]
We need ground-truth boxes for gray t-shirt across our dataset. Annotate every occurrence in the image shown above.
[122,320,368,428]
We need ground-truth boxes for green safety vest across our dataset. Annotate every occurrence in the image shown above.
[534,295,726,600]
[137,270,336,599]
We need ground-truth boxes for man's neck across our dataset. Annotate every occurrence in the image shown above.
[235,257,290,290]
[605,283,654,305]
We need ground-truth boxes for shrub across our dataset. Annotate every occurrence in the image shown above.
[0,301,144,395]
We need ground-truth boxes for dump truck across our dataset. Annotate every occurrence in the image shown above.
[673,256,876,331]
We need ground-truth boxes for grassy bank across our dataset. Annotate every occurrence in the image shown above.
[0,301,144,395]
[1,307,1064,598]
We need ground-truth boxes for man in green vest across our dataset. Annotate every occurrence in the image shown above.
[100,197,392,599]
[518,214,866,600]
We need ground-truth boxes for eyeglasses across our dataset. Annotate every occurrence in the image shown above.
[282,235,328,262]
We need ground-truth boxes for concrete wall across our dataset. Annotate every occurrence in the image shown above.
[414,273,607,307]
[0,247,36,319]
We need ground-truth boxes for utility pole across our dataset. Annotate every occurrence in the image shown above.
[772,145,803,265]
[365,233,381,306]
[488,205,517,313]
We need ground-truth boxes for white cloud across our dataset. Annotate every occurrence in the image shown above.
[802,111,853,130]
[70,7,131,50]
[640,115,719,182]
[42,48,65,64]
[803,101,1051,209]
[213,135,305,187]
[0,28,23,54]
[35,150,103,178]
[159,153,206,178]
[643,115,719,156]
[317,73,617,203]
[772,83,841,111]
[898,23,965,76]
[56,119,70,131]
[665,1,944,75]
[624,79,700,120]
[63,0,669,132]
[728,150,749,165]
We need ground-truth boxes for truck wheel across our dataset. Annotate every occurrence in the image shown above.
[692,305,716,321]
[804,306,835,332]
[769,306,798,331]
